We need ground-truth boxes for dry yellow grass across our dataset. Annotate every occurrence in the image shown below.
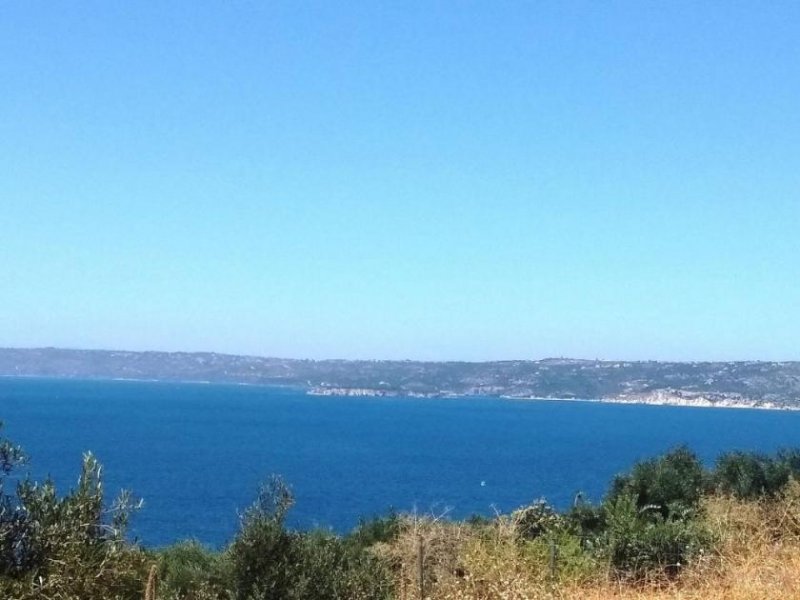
[144,564,158,600]
[387,482,800,600]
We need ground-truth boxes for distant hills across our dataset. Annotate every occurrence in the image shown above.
[1,347,799,410]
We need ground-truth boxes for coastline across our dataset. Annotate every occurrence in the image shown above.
[2,374,797,412]
[308,386,800,411]
[502,395,800,412]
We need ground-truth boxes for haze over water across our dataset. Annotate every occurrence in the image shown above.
[2,376,800,548]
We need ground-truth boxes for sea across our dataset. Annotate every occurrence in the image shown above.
[1,376,799,548]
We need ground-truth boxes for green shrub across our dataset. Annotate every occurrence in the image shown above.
[290,530,394,600]
[714,451,771,499]
[593,448,711,579]
[712,450,800,499]
[157,540,231,600]
[346,511,402,550]
[0,422,28,578]
[522,529,601,586]
[465,513,493,527]
[0,422,25,475]
[0,446,147,599]
[776,448,800,475]
[607,446,704,519]
[512,499,564,539]
[563,500,604,538]
[598,493,709,579]
[226,476,394,600]
[227,476,297,600]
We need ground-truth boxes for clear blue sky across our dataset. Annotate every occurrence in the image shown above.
[1,2,798,361]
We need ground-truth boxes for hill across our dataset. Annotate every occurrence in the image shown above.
[1,347,799,409]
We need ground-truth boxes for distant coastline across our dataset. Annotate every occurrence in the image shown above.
[2,347,799,411]
[307,385,800,411]
[4,375,793,411]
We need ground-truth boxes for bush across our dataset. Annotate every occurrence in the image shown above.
[157,540,231,600]
[712,450,800,499]
[512,499,564,539]
[522,529,601,586]
[0,441,147,599]
[0,422,27,577]
[607,446,704,519]
[596,448,711,579]
[776,448,800,475]
[598,493,709,579]
[290,530,394,600]
[227,476,394,600]
[0,422,25,476]
[227,476,297,599]
[563,500,604,538]
[346,511,403,550]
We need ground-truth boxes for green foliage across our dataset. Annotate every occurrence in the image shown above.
[713,449,800,499]
[0,446,146,599]
[465,513,493,527]
[346,511,402,550]
[288,530,394,600]
[776,448,800,474]
[598,493,709,579]
[563,498,604,538]
[714,451,771,499]
[512,499,564,539]
[0,422,26,475]
[227,476,297,599]
[522,529,601,585]
[226,476,394,600]
[157,541,231,600]
[607,446,704,519]
[7,418,800,597]
[579,448,711,579]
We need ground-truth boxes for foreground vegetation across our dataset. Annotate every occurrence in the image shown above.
[2,422,800,599]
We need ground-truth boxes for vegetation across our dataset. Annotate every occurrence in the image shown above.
[2,422,800,598]
[0,424,146,599]
[4,348,800,408]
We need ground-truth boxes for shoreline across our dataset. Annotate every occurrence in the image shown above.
[308,386,799,411]
[500,395,800,412]
[2,375,797,412]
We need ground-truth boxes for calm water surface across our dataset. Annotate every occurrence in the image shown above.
[2,377,799,547]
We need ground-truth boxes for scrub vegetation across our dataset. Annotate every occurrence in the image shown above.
[2,421,800,599]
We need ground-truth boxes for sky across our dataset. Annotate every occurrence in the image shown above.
[1,2,799,362]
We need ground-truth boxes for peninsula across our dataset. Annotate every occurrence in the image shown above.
[2,347,799,410]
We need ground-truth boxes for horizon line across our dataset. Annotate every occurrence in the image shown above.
[2,345,797,366]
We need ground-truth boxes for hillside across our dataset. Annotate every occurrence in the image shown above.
[1,347,799,409]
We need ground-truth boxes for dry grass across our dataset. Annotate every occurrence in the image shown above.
[144,564,158,600]
[386,483,800,600]
[382,509,590,600]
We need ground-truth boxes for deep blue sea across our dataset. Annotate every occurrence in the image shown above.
[2,377,799,548]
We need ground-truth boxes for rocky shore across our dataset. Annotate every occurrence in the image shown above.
[312,386,799,411]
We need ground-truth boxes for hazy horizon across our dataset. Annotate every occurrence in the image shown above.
[2,3,798,362]
[3,345,799,365]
